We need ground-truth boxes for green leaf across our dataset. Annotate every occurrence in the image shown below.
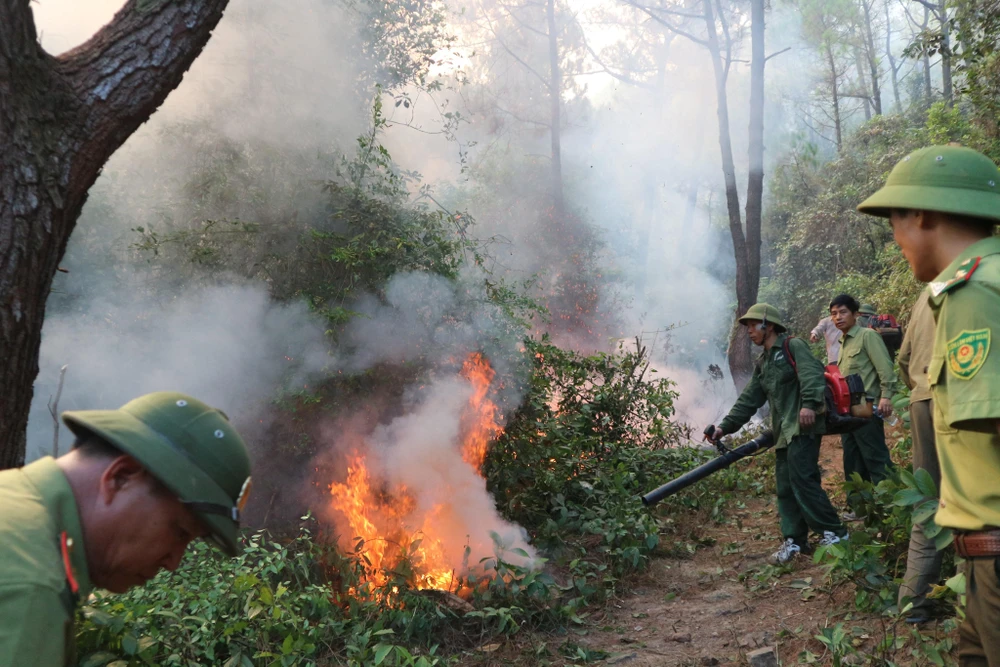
[121,634,138,656]
[913,467,938,498]
[79,653,119,667]
[373,643,394,665]
[893,488,926,507]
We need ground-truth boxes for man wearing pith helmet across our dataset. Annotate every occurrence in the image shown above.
[858,145,1000,664]
[0,391,252,667]
[708,303,848,565]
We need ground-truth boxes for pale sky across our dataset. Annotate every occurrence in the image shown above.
[32,0,124,54]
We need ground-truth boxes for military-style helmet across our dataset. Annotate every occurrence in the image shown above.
[63,392,252,556]
[857,145,1000,223]
[859,303,877,316]
[738,303,786,332]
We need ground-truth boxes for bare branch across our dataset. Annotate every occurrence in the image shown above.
[55,0,230,195]
[499,2,549,38]
[625,1,708,46]
[580,38,655,90]
[765,46,792,62]
[481,6,553,91]
[910,0,942,20]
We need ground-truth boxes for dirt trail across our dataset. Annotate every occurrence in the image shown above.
[569,436,952,666]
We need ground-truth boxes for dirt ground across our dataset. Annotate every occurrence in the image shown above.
[464,436,960,666]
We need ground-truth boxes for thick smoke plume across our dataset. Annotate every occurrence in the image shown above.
[27,285,330,459]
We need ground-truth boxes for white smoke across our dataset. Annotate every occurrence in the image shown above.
[27,285,330,460]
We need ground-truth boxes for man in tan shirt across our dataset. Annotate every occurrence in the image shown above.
[897,291,943,623]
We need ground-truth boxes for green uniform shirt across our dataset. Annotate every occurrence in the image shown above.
[0,458,92,667]
[898,291,935,404]
[927,236,1000,531]
[719,334,826,449]
[838,324,896,401]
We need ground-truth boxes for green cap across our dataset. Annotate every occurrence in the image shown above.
[859,303,877,316]
[857,145,1000,222]
[738,303,786,332]
[62,392,252,556]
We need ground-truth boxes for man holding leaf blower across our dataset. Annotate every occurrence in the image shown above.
[708,303,848,564]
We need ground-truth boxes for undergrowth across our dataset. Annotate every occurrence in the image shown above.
[75,337,773,666]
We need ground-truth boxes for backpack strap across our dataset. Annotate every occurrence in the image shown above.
[782,336,798,375]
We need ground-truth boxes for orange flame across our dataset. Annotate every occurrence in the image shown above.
[328,353,503,595]
[459,352,502,472]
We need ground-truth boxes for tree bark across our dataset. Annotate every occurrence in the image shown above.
[546,0,564,214]
[744,0,764,314]
[854,46,872,121]
[861,0,882,115]
[884,0,902,111]
[701,0,753,389]
[0,0,230,468]
[938,0,953,103]
[826,44,843,152]
[922,6,933,105]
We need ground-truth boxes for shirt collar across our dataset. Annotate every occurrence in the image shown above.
[930,236,1000,287]
[843,324,862,339]
[21,457,92,599]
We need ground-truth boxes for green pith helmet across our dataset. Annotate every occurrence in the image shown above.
[62,392,252,556]
[857,145,1000,222]
[738,303,786,332]
[859,303,877,316]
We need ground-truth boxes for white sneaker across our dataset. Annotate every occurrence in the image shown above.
[819,531,846,547]
[841,511,865,522]
[770,538,801,564]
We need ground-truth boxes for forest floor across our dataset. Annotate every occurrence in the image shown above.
[463,436,960,666]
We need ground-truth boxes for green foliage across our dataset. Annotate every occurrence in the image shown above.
[766,105,993,334]
[129,97,473,332]
[76,527,459,666]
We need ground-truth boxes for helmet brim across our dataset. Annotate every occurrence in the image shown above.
[737,315,786,332]
[858,184,1000,223]
[63,410,241,556]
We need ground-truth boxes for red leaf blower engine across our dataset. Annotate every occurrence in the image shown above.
[824,364,871,434]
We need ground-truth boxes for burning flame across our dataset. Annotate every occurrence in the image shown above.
[328,352,504,594]
[460,352,502,472]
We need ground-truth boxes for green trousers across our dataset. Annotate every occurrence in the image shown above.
[898,400,945,616]
[841,417,894,506]
[959,556,1000,667]
[775,434,846,546]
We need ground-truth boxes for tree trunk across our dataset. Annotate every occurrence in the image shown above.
[922,6,933,104]
[854,47,872,121]
[939,0,953,103]
[826,44,843,152]
[861,0,882,115]
[702,0,753,389]
[745,0,764,311]
[884,0,902,111]
[0,0,230,468]
[546,0,564,214]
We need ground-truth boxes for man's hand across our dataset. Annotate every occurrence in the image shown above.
[809,332,820,343]
[799,408,816,427]
[878,398,893,418]
[706,426,724,442]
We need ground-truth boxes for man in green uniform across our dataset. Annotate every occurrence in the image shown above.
[858,144,1000,665]
[0,392,252,667]
[709,303,847,564]
[830,293,896,517]
[858,303,878,328]
[896,291,944,623]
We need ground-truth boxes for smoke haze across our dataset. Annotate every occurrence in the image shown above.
[28,0,815,456]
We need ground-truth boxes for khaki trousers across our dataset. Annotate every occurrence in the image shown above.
[959,556,1000,667]
[898,400,945,615]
